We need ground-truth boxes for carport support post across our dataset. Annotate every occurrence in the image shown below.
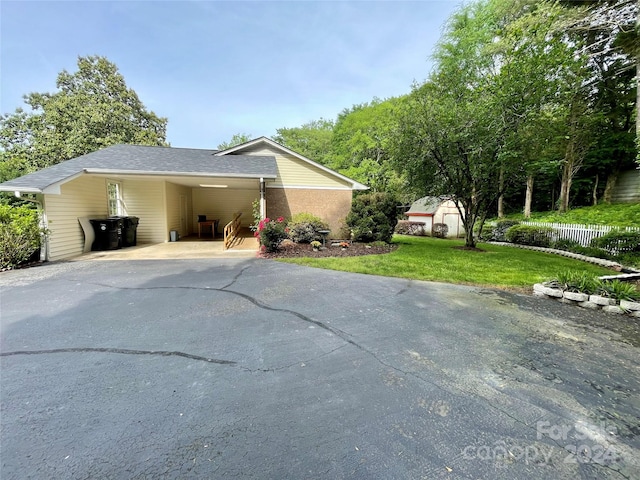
[260,178,266,219]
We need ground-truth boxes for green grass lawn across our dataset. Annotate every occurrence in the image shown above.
[493,203,640,227]
[278,235,612,289]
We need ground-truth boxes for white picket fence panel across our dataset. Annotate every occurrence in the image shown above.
[520,221,640,249]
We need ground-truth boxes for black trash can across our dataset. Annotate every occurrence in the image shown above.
[120,216,139,247]
[90,218,123,251]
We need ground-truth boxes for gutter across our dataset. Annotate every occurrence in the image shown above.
[84,168,278,179]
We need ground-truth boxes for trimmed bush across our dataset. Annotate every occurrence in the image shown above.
[491,220,520,242]
[591,230,640,254]
[477,225,494,241]
[346,192,398,243]
[552,238,581,251]
[287,212,328,243]
[395,220,426,236]
[432,223,448,239]
[505,224,553,247]
[0,204,41,269]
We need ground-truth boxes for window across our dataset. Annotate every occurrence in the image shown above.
[107,181,123,216]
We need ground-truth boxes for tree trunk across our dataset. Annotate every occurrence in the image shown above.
[497,167,505,218]
[603,170,619,203]
[558,161,572,213]
[464,223,476,248]
[592,174,599,206]
[524,174,534,218]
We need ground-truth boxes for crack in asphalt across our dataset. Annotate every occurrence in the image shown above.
[0,347,236,365]
[51,272,637,477]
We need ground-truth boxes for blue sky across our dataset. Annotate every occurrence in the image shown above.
[1,1,462,149]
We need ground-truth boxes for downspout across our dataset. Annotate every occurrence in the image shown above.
[14,191,49,262]
[259,178,266,219]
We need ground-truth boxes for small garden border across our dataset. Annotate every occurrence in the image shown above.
[488,241,636,271]
[533,283,640,318]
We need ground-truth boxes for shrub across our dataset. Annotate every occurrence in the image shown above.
[432,223,448,238]
[255,216,288,252]
[505,225,553,247]
[287,212,328,243]
[346,192,398,243]
[0,204,42,269]
[591,230,640,254]
[477,225,494,241]
[395,220,426,236]
[491,220,520,242]
[570,245,613,260]
[552,238,581,251]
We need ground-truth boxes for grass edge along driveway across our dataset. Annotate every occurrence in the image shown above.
[278,235,611,290]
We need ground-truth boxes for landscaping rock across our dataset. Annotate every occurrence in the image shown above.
[620,300,640,312]
[533,284,546,294]
[543,287,563,298]
[578,301,600,310]
[589,295,615,306]
[563,291,589,302]
[603,305,624,315]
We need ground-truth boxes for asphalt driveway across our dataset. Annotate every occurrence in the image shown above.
[1,258,639,479]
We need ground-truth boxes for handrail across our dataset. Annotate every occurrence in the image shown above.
[223,212,242,250]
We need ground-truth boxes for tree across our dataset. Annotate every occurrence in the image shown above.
[393,83,508,248]
[217,133,252,150]
[331,98,407,199]
[273,119,334,166]
[0,55,168,178]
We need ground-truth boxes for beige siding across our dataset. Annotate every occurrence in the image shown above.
[165,182,192,238]
[192,187,258,231]
[239,145,350,188]
[45,176,110,261]
[121,179,167,243]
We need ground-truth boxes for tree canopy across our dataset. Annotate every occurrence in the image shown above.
[217,133,252,150]
[0,56,168,182]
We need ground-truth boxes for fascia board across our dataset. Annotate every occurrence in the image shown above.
[84,168,277,179]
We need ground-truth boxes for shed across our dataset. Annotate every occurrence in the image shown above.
[405,196,464,238]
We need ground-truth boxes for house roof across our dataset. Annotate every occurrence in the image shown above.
[0,144,278,194]
[406,196,449,215]
[216,136,369,190]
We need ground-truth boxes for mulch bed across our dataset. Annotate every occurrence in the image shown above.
[258,242,397,259]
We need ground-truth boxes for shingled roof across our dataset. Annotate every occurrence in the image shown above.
[406,196,449,215]
[0,144,278,193]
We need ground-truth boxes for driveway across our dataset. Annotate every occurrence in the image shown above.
[1,259,638,479]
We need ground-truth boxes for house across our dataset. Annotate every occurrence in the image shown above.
[405,196,464,238]
[0,137,367,261]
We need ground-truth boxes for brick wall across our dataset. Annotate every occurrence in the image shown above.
[266,188,352,238]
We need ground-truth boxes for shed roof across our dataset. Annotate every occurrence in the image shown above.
[406,196,449,215]
[0,144,278,194]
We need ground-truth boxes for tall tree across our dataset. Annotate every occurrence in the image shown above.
[331,98,407,199]
[217,133,252,150]
[0,55,168,178]
[273,119,334,166]
[393,82,507,248]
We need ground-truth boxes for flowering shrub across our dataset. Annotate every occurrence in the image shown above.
[254,216,288,252]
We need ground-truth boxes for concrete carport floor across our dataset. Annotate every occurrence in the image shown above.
[78,231,258,260]
[0,258,639,479]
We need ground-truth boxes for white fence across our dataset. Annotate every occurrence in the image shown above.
[520,221,640,248]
